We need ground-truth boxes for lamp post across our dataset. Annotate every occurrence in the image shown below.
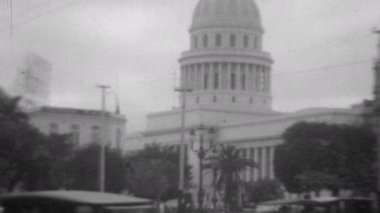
[190,124,216,212]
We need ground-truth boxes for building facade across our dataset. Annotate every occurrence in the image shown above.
[29,106,127,149]
[126,0,366,206]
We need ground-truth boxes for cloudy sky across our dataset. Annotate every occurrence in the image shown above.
[0,0,379,132]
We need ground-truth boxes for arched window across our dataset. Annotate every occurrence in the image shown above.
[193,36,198,49]
[91,125,101,143]
[203,34,208,48]
[215,34,222,47]
[229,34,236,47]
[250,97,254,104]
[244,35,249,48]
[196,96,200,103]
[232,96,236,103]
[213,96,218,103]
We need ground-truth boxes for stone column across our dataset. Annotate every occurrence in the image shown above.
[269,146,275,179]
[254,147,259,181]
[227,63,231,91]
[262,146,267,179]
[199,63,204,91]
[181,66,186,89]
[255,65,260,92]
[248,64,254,91]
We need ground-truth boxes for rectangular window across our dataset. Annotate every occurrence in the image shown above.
[213,71,219,90]
[49,123,59,135]
[221,63,228,90]
[230,63,237,90]
[204,63,210,90]
[204,71,209,90]
[71,124,80,145]
[241,69,246,90]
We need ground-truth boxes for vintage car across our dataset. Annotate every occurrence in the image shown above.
[0,190,155,213]
[261,196,374,213]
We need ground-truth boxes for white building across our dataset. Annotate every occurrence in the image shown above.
[29,106,127,149]
[126,0,366,205]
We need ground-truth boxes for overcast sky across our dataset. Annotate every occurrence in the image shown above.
[0,0,379,132]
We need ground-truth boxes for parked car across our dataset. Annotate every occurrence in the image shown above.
[0,190,155,213]
[261,196,374,213]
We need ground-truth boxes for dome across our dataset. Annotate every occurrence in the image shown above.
[191,0,263,31]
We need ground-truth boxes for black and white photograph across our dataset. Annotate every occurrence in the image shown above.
[0,0,380,212]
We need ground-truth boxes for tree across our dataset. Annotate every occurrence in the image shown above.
[206,145,257,212]
[23,133,75,191]
[66,143,129,193]
[0,92,48,191]
[0,90,77,192]
[125,143,191,202]
[274,122,377,194]
[245,179,284,205]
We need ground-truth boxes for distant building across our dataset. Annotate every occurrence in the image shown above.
[29,106,127,149]
[13,52,52,110]
[126,0,367,205]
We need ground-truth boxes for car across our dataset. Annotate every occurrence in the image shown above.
[0,190,155,213]
[261,196,374,213]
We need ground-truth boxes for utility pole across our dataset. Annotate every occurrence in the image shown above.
[96,84,110,192]
[175,87,192,212]
[373,29,380,211]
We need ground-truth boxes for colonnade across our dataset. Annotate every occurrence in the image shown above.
[240,146,275,182]
[181,62,270,94]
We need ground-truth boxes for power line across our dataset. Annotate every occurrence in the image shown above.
[273,58,372,78]
[0,0,86,34]
[274,29,373,61]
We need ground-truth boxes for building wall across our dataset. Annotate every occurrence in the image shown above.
[29,107,127,149]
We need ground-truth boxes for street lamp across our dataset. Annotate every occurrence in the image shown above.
[189,124,216,212]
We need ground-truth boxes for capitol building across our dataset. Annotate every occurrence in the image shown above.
[126,0,366,204]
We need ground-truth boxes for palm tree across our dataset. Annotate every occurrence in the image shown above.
[205,145,257,212]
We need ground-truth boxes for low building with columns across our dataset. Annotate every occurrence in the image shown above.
[126,0,366,206]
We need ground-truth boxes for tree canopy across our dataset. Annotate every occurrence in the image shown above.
[274,122,377,194]
[0,92,75,191]
[125,143,191,202]
[245,179,284,204]
[66,143,129,192]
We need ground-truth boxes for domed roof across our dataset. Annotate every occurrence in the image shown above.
[191,0,263,31]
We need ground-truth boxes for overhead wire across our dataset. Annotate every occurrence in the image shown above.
[0,0,87,34]
[273,58,372,79]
